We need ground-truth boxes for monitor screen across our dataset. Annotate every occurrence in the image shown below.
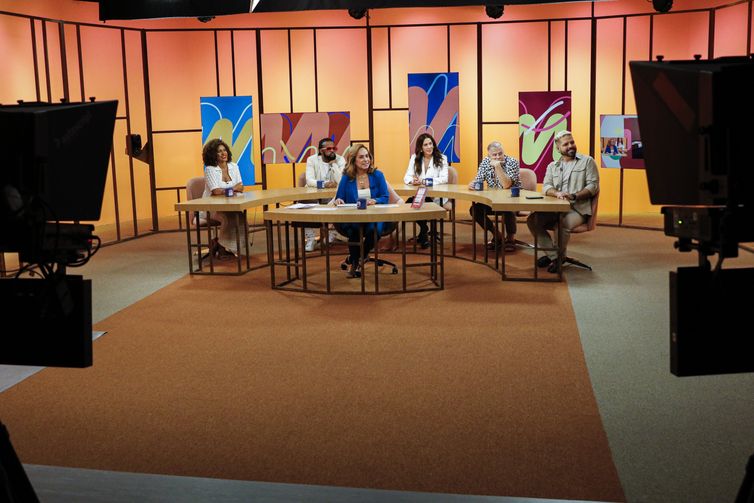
[0,100,117,221]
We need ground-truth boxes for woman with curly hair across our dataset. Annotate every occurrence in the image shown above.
[202,138,244,258]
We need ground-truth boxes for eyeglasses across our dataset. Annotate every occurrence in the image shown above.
[322,146,337,152]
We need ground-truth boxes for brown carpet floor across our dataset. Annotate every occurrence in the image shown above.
[0,255,624,502]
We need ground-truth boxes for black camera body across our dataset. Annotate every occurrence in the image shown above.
[0,100,116,368]
[631,57,754,377]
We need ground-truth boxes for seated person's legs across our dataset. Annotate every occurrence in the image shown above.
[469,203,504,248]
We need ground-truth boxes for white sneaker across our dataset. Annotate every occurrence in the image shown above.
[328,230,338,244]
[305,239,317,252]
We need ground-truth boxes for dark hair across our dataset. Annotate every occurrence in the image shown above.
[202,138,233,166]
[413,133,444,176]
[344,143,376,179]
[318,137,334,150]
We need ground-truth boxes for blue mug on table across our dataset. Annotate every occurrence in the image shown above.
[425,177,433,187]
[316,180,325,189]
[511,185,520,197]
[357,198,367,210]
[225,187,234,197]
[473,181,483,191]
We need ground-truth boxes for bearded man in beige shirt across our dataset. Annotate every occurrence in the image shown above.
[527,130,599,273]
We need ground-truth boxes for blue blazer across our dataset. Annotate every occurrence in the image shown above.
[336,169,390,204]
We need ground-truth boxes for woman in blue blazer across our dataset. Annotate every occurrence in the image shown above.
[333,144,391,278]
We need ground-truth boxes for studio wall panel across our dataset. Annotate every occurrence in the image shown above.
[80,26,125,115]
[290,29,317,113]
[624,16,650,116]
[450,24,478,178]
[62,24,82,102]
[370,27,390,110]
[232,30,262,183]
[0,15,36,104]
[389,26,449,110]
[653,11,710,60]
[550,21,566,92]
[713,3,749,57]
[565,20,591,160]
[482,22,549,123]
[594,18,624,217]
[147,30,216,131]
[373,110,409,185]
[259,30,292,113]
[43,21,64,103]
[315,29,368,142]
[216,30,235,97]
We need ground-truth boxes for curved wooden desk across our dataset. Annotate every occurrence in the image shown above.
[395,184,571,281]
[264,203,447,294]
[175,187,337,275]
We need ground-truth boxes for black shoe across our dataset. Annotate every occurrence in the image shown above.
[547,261,560,274]
[486,239,502,251]
[417,234,430,249]
[537,256,552,268]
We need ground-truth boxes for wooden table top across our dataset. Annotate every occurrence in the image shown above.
[175,185,571,213]
[264,202,448,223]
[394,184,572,212]
[175,187,337,212]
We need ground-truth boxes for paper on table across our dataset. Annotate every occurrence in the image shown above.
[288,203,318,209]
[336,203,357,208]
[378,204,400,208]
[311,207,337,211]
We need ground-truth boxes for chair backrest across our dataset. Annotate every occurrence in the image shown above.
[447,165,458,184]
[297,171,307,188]
[518,168,537,191]
[572,191,599,233]
[186,176,206,200]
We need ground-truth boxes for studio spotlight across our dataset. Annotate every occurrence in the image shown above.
[197,16,215,23]
[485,5,504,19]
[652,0,672,13]
[348,8,367,20]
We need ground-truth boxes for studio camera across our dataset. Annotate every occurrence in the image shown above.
[630,56,754,377]
[0,100,117,368]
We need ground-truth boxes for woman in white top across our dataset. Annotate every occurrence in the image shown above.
[403,133,449,248]
[202,138,244,258]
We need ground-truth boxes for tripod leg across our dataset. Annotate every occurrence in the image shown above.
[0,421,38,502]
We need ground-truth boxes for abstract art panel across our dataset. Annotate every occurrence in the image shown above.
[518,91,571,182]
[260,112,350,164]
[408,72,460,162]
[200,96,255,185]
[600,115,644,169]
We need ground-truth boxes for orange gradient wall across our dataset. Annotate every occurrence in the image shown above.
[1,0,752,235]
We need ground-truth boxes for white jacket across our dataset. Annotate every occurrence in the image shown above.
[403,154,449,185]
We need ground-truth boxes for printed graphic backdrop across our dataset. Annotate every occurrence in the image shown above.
[600,115,644,169]
[518,91,571,182]
[260,112,351,164]
[408,72,460,162]
[200,96,255,185]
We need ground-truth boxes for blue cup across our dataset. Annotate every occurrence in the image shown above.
[425,177,433,187]
[316,180,325,189]
[225,187,234,197]
[357,198,367,210]
[511,186,520,197]
[473,181,483,191]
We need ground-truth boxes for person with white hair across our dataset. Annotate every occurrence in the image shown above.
[467,141,521,252]
[527,130,599,273]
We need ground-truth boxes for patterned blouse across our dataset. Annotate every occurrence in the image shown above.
[471,155,521,189]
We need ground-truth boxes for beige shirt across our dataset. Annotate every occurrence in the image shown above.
[542,154,599,216]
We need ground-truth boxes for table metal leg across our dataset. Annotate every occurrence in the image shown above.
[324,222,331,294]
[301,225,308,291]
[184,212,193,273]
[402,221,407,292]
[266,220,275,288]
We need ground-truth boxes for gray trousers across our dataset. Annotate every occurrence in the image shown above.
[526,210,586,259]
